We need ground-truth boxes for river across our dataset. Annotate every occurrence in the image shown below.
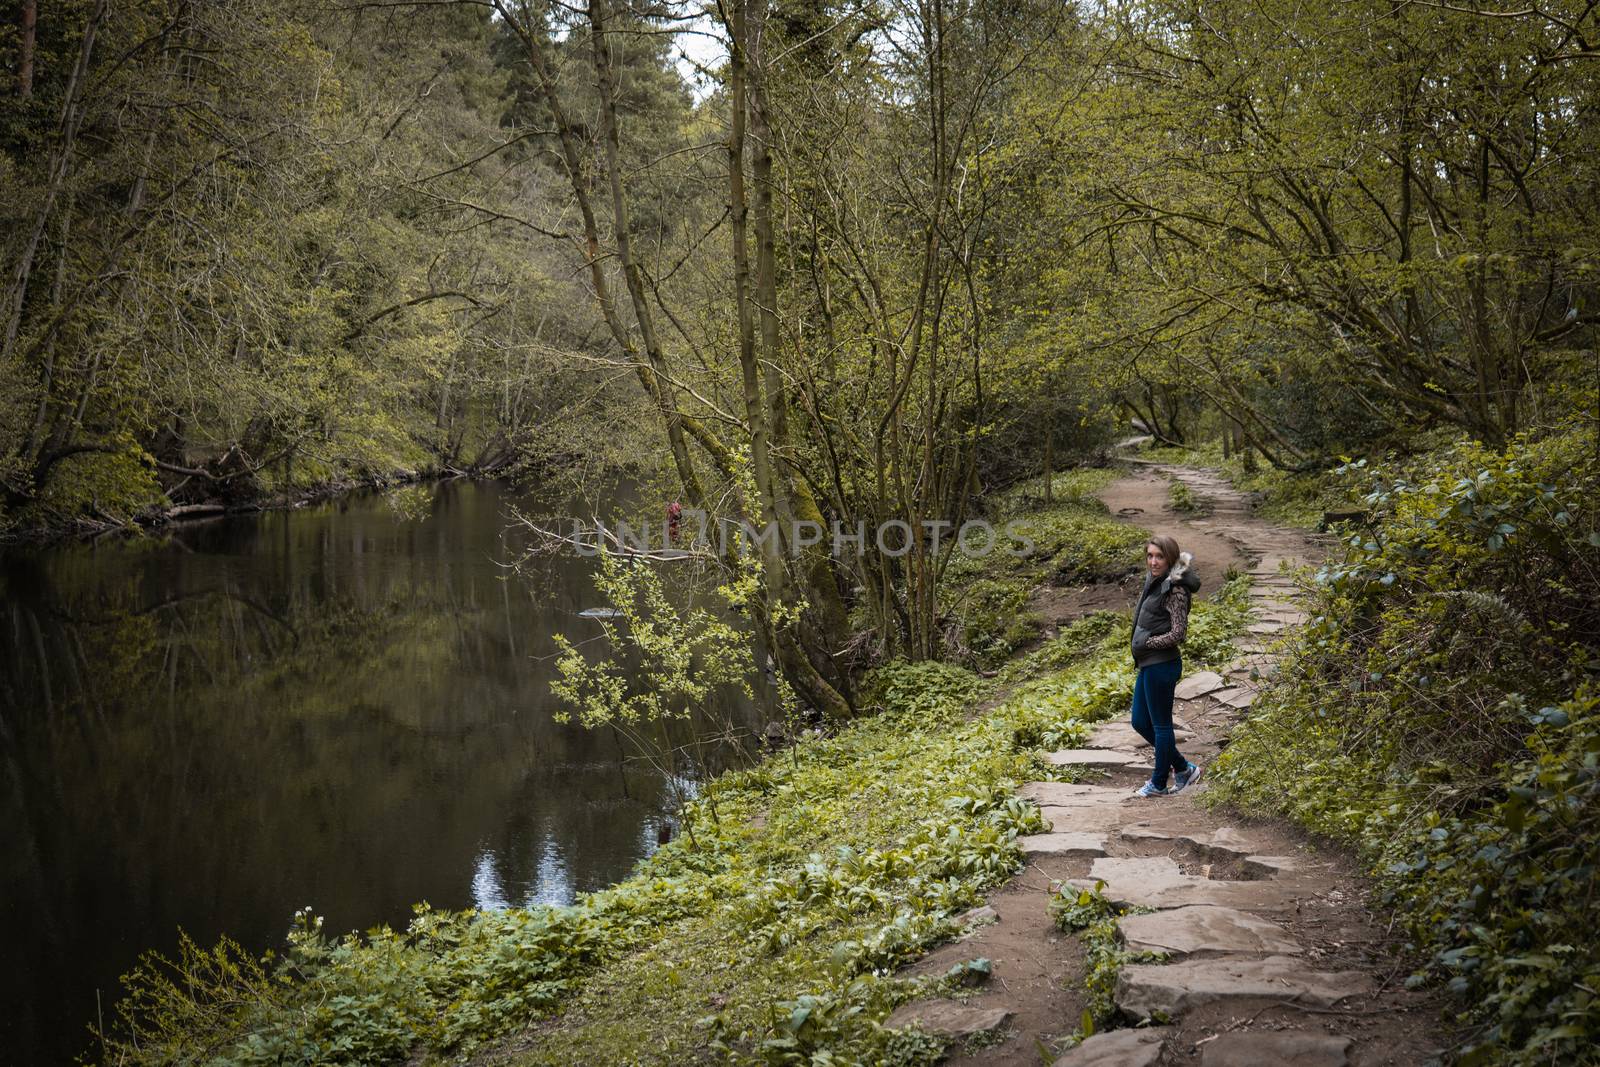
[0,479,766,1064]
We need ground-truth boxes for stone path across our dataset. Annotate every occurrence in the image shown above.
[892,460,1446,1065]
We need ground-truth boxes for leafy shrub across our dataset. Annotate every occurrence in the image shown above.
[993,610,1122,686]
[946,576,1045,670]
[1209,428,1600,1064]
[1013,505,1148,583]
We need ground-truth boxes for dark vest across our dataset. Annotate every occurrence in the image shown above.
[1131,563,1200,668]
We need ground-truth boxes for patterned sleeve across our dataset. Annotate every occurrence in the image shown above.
[1144,587,1190,650]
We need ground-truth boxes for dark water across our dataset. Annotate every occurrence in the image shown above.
[0,480,765,1065]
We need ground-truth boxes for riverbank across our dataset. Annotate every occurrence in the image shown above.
[5,476,755,1066]
[0,458,524,547]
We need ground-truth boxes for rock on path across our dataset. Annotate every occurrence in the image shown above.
[1115,955,1375,1018]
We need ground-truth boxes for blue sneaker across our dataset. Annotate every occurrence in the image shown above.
[1134,781,1170,798]
[1173,763,1204,793]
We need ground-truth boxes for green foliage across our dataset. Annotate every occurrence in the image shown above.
[0,1,648,535]
[1000,468,1121,511]
[1010,505,1148,584]
[948,576,1045,670]
[550,549,753,729]
[1047,883,1163,1035]
[749,982,945,1066]
[863,660,987,723]
[1015,0,1599,459]
[993,610,1123,686]
[1166,478,1204,516]
[1209,429,1600,1063]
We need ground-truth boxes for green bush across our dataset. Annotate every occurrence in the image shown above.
[1209,428,1600,1064]
[945,576,1044,670]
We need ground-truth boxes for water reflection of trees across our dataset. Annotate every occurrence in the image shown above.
[0,483,765,1064]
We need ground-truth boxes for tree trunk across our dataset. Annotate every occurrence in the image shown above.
[18,0,36,98]
[1042,405,1055,503]
[729,0,852,720]
[3,0,105,368]
[587,0,711,504]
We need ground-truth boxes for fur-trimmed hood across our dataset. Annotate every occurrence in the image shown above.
[1166,551,1201,593]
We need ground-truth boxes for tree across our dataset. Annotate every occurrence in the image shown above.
[1017,0,1600,462]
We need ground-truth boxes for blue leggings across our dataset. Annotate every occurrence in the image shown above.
[1131,659,1190,788]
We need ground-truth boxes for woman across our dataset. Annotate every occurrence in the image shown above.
[1129,534,1203,797]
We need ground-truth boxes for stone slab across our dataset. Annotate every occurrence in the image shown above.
[1047,748,1144,767]
[1118,905,1302,957]
[1217,689,1259,709]
[1051,1027,1170,1067]
[1200,1031,1352,1066]
[1259,612,1308,625]
[885,999,1010,1038]
[1175,671,1228,700]
[1040,807,1141,834]
[1020,782,1132,806]
[1084,722,1194,751]
[1070,857,1304,912]
[1020,831,1110,858]
[1022,782,1142,834]
[1246,622,1286,634]
[1116,955,1374,1019]
[1118,826,1275,858]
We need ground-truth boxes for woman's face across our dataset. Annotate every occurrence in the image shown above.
[1146,544,1170,577]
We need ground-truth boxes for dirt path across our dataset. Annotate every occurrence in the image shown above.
[889,461,1447,1066]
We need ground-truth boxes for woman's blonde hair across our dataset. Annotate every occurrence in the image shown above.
[1147,534,1181,567]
